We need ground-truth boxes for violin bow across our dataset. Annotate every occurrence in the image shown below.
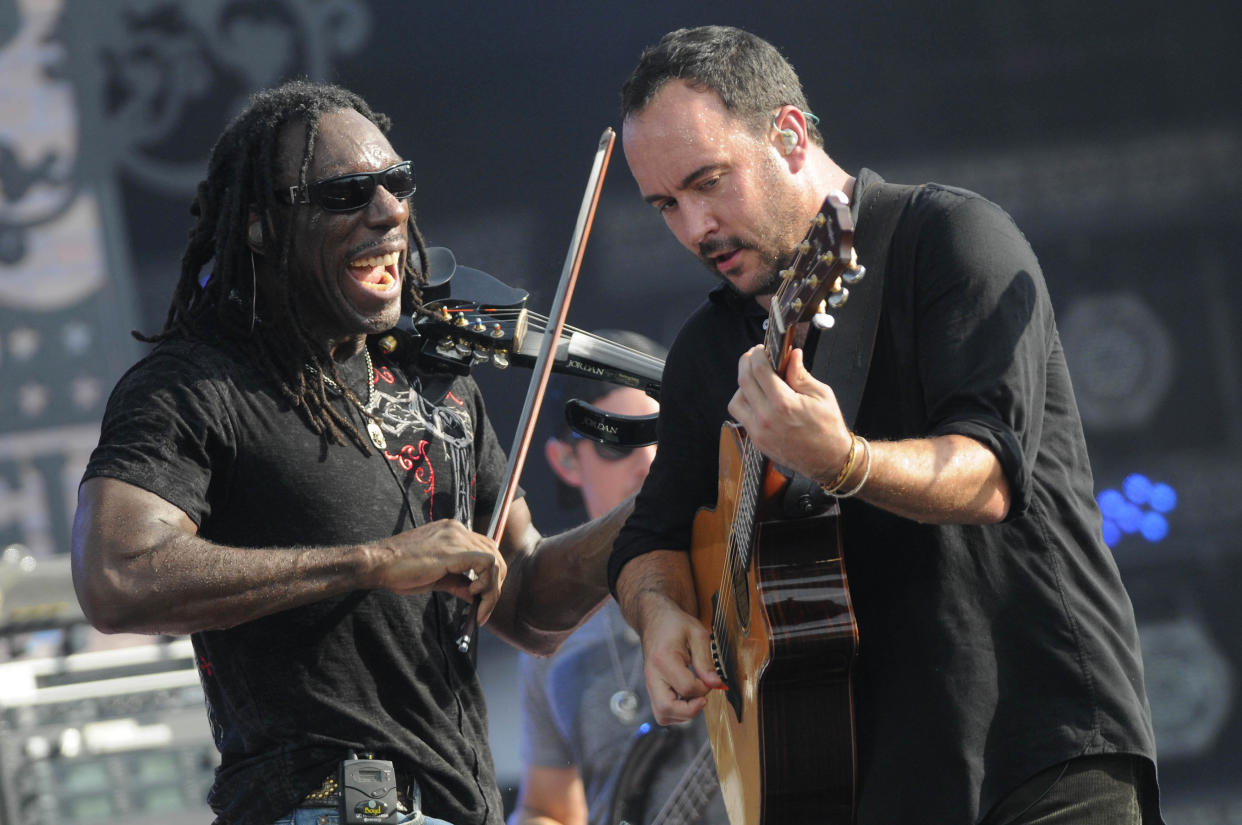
[457,126,616,653]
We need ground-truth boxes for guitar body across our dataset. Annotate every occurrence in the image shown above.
[691,422,859,825]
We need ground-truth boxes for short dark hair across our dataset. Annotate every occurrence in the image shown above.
[620,25,823,147]
[142,79,429,453]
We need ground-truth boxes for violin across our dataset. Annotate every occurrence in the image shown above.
[376,245,662,447]
[390,128,640,654]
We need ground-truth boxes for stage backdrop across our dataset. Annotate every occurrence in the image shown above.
[1,0,1240,821]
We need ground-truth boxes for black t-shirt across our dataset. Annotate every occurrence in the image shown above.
[611,169,1159,824]
[84,332,513,825]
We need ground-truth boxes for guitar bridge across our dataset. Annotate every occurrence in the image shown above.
[709,633,727,682]
[709,628,743,719]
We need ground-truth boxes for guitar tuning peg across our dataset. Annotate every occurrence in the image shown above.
[812,312,836,331]
[470,345,489,365]
[454,338,472,356]
[828,286,850,308]
[492,350,510,369]
[376,334,399,355]
[844,251,866,284]
[436,337,456,355]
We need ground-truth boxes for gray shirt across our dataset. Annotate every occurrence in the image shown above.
[518,602,727,825]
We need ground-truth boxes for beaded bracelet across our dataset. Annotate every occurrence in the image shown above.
[819,433,860,495]
[835,435,872,498]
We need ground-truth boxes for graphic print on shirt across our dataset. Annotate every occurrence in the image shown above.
[372,374,476,526]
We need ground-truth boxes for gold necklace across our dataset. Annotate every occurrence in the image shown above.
[320,347,386,450]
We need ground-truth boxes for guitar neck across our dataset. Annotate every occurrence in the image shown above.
[762,310,795,378]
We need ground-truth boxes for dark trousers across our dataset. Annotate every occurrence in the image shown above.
[981,754,1159,825]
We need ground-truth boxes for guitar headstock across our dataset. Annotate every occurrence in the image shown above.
[768,190,865,344]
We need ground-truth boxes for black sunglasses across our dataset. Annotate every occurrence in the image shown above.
[569,432,637,462]
[279,160,416,212]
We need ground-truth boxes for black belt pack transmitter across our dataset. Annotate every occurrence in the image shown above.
[340,755,401,824]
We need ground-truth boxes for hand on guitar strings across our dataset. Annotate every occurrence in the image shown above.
[729,345,853,482]
[639,591,726,725]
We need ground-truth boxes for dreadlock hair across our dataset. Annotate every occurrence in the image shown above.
[620,25,824,148]
[138,79,430,453]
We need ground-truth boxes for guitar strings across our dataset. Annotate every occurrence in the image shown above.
[711,261,800,678]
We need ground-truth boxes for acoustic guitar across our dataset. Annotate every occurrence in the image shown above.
[689,191,864,825]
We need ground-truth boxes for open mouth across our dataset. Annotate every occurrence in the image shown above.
[349,250,401,292]
[712,248,743,273]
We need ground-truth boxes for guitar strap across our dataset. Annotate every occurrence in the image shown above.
[781,174,919,518]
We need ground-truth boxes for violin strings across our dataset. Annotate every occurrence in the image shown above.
[417,304,653,362]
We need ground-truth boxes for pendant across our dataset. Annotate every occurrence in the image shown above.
[366,420,387,450]
[609,689,640,724]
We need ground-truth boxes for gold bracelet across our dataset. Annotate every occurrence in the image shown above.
[835,436,872,498]
[820,433,859,495]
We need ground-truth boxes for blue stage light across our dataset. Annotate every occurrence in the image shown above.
[1149,483,1177,513]
[1140,512,1169,542]
[1098,489,1126,518]
[1097,474,1177,548]
[1117,502,1143,533]
[1123,473,1152,504]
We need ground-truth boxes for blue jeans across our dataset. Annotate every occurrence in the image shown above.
[271,808,454,825]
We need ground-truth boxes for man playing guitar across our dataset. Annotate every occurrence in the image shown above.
[608,25,1163,825]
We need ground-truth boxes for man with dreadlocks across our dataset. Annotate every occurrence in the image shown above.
[70,80,627,825]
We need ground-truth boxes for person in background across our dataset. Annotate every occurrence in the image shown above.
[512,330,727,825]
